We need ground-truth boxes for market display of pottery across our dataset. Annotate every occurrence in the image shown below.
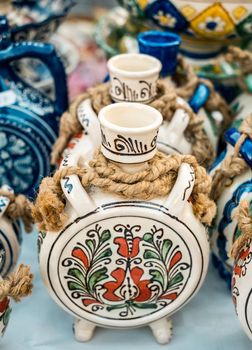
[1,0,252,348]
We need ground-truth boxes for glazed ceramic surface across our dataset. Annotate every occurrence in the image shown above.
[0,185,22,278]
[108,53,161,103]
[0,17,68,196]
[0,293,11,337]
[210,128,252,287]
[7,0,74,42]
[39,102,209,343]
[118,0,252,57]
[232,225,252,340]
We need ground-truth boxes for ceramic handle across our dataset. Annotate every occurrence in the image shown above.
[188,83,210,113]
[164,163,195,215]
[77,98,101,149]
[0,42,68,115]
[60,138,96,218]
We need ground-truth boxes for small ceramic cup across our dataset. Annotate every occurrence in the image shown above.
[98,102,163,163]
[107,53,162,103]
[137,30,181,77]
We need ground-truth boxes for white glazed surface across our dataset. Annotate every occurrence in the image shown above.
[98,102,162,163]
[39,133,209,334]
[108,54,162,103]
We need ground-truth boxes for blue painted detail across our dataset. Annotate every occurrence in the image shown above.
[0,16,68,197]
[209,147,227,172]
[217,180,252,263]
[103,74,110,83]
[188,83,210,113]
[145,0,188,32]
[225,128,252,168]
[64,177,73,194]
[206,21,218,31]
[137,30,181,76]
[212,253,231,289]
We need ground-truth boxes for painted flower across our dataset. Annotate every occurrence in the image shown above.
[233,239,252,277]
[153,10,177,28]
[0,132,35,193]
[103,267,151,303]
[198,16,226,33]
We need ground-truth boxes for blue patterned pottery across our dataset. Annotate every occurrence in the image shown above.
[118,0,252,59]
[0,16,68,197]
[210,120,252,288]
[8,0,75,42]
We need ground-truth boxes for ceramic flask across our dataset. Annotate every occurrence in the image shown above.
[38,102,209,344]
[0,185,22,277]
[232,202,252,341]
[0,16,68,197]
[210,127,252,287]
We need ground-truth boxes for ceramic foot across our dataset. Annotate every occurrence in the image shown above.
[73,318,96,342]
[149,317,173,345]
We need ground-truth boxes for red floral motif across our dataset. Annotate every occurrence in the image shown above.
[114,237,141,258]
[72,247,89,269]
[103,267,151,302]
[233,242,251,277]
[0,297,9,313]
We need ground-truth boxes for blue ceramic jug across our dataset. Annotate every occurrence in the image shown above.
[0,16,68,197]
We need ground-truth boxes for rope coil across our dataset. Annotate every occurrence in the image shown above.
[230,201,252,259]
[211,115,252,201]
[0,189,33,233]
[32,150,216,232]
[0,264,33,302]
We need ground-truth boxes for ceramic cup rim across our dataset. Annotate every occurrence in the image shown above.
[138,30,181,48]
[107,53,162,78]
[98,102,163,134]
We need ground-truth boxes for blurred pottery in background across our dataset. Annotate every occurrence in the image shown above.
[3,0,74,42]
[0,16,68,197]
[210,116,252,287]
[38,102,210,344]
[118,0,252,59]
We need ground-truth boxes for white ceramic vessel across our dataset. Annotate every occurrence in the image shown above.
[108,53,161,103]
[39,102,209,344]
[0,185,22,277]
[232,211,252,341]
[210,122,252,286]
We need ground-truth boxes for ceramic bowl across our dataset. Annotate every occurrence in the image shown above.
[118,0,252,48]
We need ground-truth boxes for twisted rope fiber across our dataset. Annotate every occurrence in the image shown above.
[0,190,33,232]
[226,46,252,92]
[211,115,252,201]
[0,264,33,302]
[32,150,216,232]
[51,77,216,168]
[230,201,252,259]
